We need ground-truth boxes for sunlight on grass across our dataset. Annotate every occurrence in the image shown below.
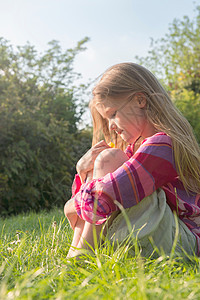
[0,208,200,299]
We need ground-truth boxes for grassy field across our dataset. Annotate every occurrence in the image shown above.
[0,208,200,299]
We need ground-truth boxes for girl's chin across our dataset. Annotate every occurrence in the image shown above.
[121,134,136,144]
[121,134,132,143]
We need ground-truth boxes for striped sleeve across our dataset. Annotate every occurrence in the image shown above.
[71,174,82,197]
[74,132,178,224]
[124,144,134,158]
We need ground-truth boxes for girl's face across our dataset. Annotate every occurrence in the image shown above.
[96,94,155,144]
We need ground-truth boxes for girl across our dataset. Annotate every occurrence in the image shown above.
[64,63,200,258]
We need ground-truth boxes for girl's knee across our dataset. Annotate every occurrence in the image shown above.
[93,148,128,177]
[95,148,128,165]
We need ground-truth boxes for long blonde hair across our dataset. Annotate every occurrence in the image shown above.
[90,62,200,194]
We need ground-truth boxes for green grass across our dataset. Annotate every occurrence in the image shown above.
[0,208,200,299]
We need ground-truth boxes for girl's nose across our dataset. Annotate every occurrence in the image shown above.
[109,120,117,131]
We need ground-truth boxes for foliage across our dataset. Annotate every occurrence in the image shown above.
[0,209,200,299]
[0,38,92,216]
[136,5,200,143]
[172,89,200,143]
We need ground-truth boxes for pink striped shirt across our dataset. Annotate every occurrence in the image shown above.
[71,132,200,254]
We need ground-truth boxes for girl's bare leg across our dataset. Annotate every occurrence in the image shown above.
[67,148,128,258]
[67,220,103,258]
[67,217,86,258]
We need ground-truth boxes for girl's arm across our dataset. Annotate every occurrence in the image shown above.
[76,140,110,183]
[65,161,105,229]
[73,133,178,225]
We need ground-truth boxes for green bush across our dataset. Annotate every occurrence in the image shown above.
[0,38,92,215]
[135,5,200,143]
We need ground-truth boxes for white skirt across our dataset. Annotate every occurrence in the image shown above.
[104,189,197,258]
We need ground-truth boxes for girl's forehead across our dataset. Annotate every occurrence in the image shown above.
[96,101,117,111]
[95,98,119,109]
[95,101,117,118]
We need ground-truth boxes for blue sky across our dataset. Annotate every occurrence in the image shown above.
[0,0,198,85]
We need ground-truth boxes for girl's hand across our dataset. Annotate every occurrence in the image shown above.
[76,140,110,183]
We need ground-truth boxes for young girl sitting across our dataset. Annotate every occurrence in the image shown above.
[64,63,200,258]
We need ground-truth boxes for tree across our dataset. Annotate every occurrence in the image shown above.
[136,5,200,143]
[0,37,92,215]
